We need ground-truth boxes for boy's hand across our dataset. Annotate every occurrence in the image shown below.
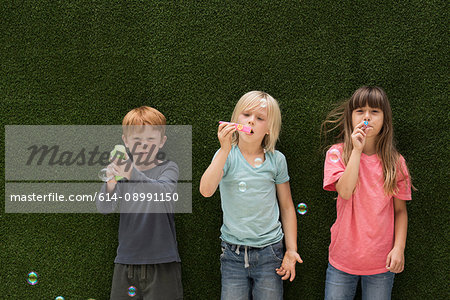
[108,156,133,180]
[276,250,303,281]
[386,246,405,273]
[218,123,236,152]
[104,165,118,192]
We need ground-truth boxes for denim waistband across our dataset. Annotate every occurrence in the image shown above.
[224,242,258,252]
[223,242,261,268]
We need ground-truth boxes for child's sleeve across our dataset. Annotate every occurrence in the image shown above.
[128,161,179,194]
[323,145,346,191]
[122,161,179,213]
[275,151,290,184]
[96,182,121,214]
[394,155,412,200]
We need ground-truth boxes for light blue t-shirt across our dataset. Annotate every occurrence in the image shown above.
[215,145,290,247]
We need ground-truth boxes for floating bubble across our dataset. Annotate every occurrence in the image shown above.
[260,98,267,108]
[27,271,38,285]
[254,157,263,168]
[55,297,65,300]
[329,149,340,163]
[128,286,136,297]
[98,167,113,182]
[238,181,247,192]
[297,203,308,215]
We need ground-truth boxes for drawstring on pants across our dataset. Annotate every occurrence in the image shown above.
[234,245,250,268]
[141,264,146,280]
[127,265,134,279]
[127,264,146,280]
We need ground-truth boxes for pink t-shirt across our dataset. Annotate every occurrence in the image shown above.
[323,143,412,275]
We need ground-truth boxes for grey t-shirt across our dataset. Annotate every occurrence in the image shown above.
[96,161,181,264]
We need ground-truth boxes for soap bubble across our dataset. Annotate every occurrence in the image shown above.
[98,168,114,182]
[238,182,247,192]
[329,149,340,163]
[55,297,65,300]
[254,158,263,168]
[128,286,136,297]
[297,203,308,215]
[260,98,267,108]
[27,271,38,285]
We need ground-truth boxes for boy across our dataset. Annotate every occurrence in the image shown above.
[96,106,183,299]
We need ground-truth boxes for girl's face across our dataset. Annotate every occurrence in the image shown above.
[236,106,269,144]
[351,105,384,137]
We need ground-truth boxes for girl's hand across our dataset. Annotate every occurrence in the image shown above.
[386,246,405,273]
[276,250,303,281]
[217,122,236,152]
[351,121,371,152]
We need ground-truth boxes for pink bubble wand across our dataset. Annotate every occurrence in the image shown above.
[219,121,254,134]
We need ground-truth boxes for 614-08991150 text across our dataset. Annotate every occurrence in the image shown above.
[97,192,179,202]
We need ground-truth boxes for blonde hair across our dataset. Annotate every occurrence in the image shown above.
[321,86,412,195]
[122,106,166,137]
[230,91,282,153]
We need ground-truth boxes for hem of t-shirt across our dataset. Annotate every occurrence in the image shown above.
[393,194,412,201]
[220,234,284,248]
[323,183,337,192]
[323,173,343,191]
[329,257,390,276]
[115,255,181,265]
[275,178,290,185]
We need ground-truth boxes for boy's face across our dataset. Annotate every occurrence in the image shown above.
[122,126,166,166]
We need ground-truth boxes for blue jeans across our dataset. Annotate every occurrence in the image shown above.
[220,240,284,300]
[324,263,395,300]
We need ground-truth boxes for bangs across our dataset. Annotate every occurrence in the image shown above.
[122,125,165,137]
[231,91,271,122]
[238,93,268,114]
[122,106,166,137]
[349,86,386,110]
[123,117,153,126]
[122,106,166,126]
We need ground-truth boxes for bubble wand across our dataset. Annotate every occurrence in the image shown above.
[219,121,254,134]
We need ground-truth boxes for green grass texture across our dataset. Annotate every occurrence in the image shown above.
[1,1,448,299]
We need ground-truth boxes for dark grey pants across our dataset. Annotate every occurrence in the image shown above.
[110,262,183,300]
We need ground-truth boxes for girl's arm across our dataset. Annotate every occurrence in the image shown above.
[199,148,228,197]
[336,121,368,200]
[199,123,236,197]
[386,198,408,273]
[335,149,361,200]
[275,181,303,281]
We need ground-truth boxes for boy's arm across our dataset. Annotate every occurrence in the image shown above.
[96,180,120,214]
[276,181,303,281]
[386,197,408,273]
[118,162,179,214]
[127,162,179,194]
[199,148,229,197]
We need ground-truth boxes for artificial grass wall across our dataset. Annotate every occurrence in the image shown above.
[1,1,448,299]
